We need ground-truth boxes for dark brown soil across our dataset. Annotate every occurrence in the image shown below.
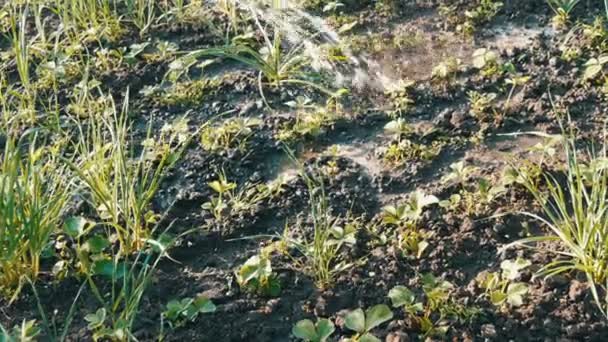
[3,0,608,341]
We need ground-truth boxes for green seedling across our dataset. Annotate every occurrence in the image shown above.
[472,48,501,78]
[546,0,580,28]
[389,275,479,338]
[236,250,281,297]
[468,91,497,120]
[382,138,442,166]
[584,55,608,80]
[200,117,262,152]
[431,57,461,88]
[292,318,335,342]
[0,319,40,342]
[202,174,237,221]
[504,75,530,112]
[277,105,339,142]
[384,80,416,117]
[477,258,531,307]
[505,132,608,318]
[344,304,393,342]
[388,286,424,315]
[382,190,438,258]
[384,118,413,140]
[442,161,477,188]
[458,0,503,36]
[163,296,216,328]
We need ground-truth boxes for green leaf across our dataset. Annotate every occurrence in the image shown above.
[92,259,125,279]
[506,282,528,307]
[64,216,88,237]
[359,333,382,342]
[193,296,216,314]
[84,308,106,330]
[292,320,317,341]
[344,308,365,333]
[500,258,531,280]
[584,58,603,80]
[84,235,110,254]
[364,304,393,332]
[388,286,416,308]
[489,290,507,306]
[316,319,335,341]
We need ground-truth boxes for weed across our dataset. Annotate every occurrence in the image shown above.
[0,135,71,299]
[200,117,262,152]
[546,0,580,28]
[0,320,40,342]
[506,132,608,318]
[169,15,336,107]
[279,151,358,289]
[69,94,189,254]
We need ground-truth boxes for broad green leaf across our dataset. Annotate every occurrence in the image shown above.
[193,296,216,314]
[84,235,110,254]
[490,290,507,306]
[92,259,125,279]
[64,216,88,237]
[316,319,335,341]
[344,308,365,333]
[359,333,382,342]
[292,320,317,340]
[388,286,415,308]
[364,304,393,331]
[84,308,106,329]
[506,282,528,307]
[500,258,531,280]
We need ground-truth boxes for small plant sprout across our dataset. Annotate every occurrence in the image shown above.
[162,296,216,328]
[344,304,393,342]
[236,247,281,297]
[1,319,40,342]
[505,133,608,318]
[202,173,237,220]
[382,190,438,258]
[200,117,262,152]
[388,274,478,338]
[476,258,531,308]
[442,161,477,187]
[388,286,424,315]
[431,57,461,88]
[504,74,530,112]
[472,48,500,77]
[584,55,608,81]
[384,117,413,141]
[292,318,335,342]
[468,91,497,120]
[546,0,580,28]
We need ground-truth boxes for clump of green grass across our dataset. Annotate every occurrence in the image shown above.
[507,131,608,318]
[0,135,71,299]
[68,92,189,255]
